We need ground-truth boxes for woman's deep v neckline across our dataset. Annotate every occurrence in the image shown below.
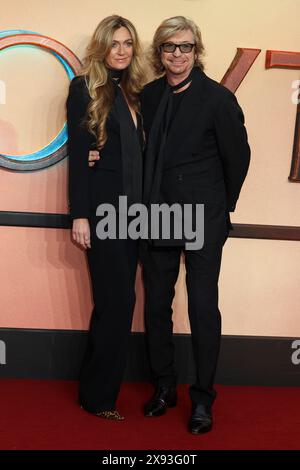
[119,85,138,130]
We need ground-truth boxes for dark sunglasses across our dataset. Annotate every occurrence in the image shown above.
[160,43,195,53]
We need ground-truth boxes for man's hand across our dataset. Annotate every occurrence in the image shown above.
[89,150,100,167]
[72,218,91,249]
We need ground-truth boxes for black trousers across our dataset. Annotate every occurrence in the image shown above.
[140,240,224,407]
[79,217,138,412]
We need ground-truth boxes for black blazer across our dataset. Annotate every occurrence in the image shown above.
[66,76,142,220]
[141,68,251,245]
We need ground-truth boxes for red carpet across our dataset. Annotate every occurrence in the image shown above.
[0,380,299,450]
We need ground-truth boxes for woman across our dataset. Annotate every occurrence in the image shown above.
[66,15,144,420]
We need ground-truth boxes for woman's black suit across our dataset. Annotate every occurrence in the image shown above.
[66,75,143,412]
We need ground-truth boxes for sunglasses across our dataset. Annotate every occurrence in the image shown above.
[160,43,195,53]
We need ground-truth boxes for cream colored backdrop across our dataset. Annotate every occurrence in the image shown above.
[0,0,299,335]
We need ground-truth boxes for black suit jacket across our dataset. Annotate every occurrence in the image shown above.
[66,76,142,220]
[141,68,250,245]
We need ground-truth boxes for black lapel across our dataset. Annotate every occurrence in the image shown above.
[143,83,171,204]
[141,77,166,137]
[115,88,143,205]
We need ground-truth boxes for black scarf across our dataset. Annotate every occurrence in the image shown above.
[143,67,196,206]
[108,68,143,207]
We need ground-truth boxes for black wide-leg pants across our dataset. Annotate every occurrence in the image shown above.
[141,241,224,407]
[79,217,138,413]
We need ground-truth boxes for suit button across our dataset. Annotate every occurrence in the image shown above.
[177,174,183,182]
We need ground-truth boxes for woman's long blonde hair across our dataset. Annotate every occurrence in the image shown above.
[79,15,145,148]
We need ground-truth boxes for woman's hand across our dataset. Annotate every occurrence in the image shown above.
[72,218,91,249]
[89,150,100,167]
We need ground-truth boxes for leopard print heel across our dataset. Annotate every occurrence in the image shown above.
[95,410,125,421]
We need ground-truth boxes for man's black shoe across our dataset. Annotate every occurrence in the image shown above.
[188,404,213,434]
[144,386,177,417]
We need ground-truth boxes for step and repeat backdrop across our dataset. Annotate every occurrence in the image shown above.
[0,0,299,382]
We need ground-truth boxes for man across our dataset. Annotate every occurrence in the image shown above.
[89,16,250,434]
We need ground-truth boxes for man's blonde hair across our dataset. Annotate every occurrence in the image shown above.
[150,16,205,76]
